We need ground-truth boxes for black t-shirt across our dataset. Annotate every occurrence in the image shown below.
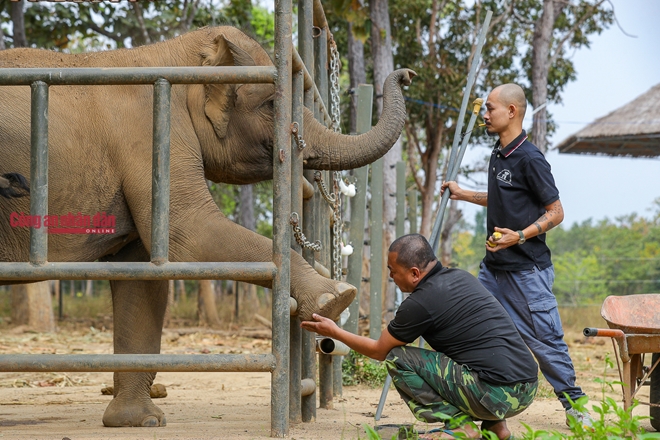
[484,130,560,271]
[387,262,538,385]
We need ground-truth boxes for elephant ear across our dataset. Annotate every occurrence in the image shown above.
[201,35,257,139]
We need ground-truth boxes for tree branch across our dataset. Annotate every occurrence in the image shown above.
[131,1,151,45]
[549,0,606,66]
[86,20,123,43]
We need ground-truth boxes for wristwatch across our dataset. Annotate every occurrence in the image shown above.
[517,230,526,245]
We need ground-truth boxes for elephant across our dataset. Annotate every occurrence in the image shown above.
[0,26,415,427]
[0,172,29,199]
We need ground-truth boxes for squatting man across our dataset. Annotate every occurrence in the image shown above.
[302,234,538,440]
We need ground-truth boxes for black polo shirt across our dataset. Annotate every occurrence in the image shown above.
[484,130,560,271]
[387,262,538,385]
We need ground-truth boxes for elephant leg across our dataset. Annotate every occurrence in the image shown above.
[101,240,168,427]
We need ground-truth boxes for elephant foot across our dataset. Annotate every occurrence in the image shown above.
[102,396,166,427]
[297,280,356,322]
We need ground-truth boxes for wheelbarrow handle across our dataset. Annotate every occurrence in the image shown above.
[583,327,625,338]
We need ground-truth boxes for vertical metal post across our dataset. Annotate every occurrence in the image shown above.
[345,84,373,336]
[29,81,49,265]
[299,0,317,422]
[151,78,171,265]
[369,158,384,339]
[314,26,333,410]
[289,69,304,425]
[273,0,293,435]
[395,162,406,240]
[408,189,418,234]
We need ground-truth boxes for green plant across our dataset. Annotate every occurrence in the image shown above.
[342,351,388,388]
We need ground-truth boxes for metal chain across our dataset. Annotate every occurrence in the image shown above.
[290,122,306,150]
[329,40,342,134]
[329,40,344,281]
[289,213,322,252]
[314,171,336,205]
[331,172,343,281]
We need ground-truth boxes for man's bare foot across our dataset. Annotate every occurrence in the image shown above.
[418,423,480,439]
[481,420,512,439]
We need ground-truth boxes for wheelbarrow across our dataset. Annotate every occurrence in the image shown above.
[583,294,660,430]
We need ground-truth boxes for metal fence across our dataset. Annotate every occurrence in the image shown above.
[0,0,348,436]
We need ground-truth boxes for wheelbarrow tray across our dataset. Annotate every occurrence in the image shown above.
[601,294,660,335]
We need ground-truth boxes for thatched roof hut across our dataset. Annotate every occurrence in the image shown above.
[556,83,660,157]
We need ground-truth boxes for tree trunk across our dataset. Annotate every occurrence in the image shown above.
[164,280,175,328]
[238,184,258,308]
[198,280,222,328]
[530,0,555,153]
[175,279,186,301]
[347,22,367,134]
[10,0,27,48]
[11,282,55,332]
[370,0,399,322]
[439,199,463,267]
[85,279,93,297]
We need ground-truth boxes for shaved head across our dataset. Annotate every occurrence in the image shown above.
[492,83,527,119]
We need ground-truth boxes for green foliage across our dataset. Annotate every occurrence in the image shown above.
[342,351,388,388]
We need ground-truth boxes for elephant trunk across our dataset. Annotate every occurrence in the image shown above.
[302,68,416,170]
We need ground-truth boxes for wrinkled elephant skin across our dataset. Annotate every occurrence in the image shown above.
[0,26,414,427]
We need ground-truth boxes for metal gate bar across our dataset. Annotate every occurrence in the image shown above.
[0,262,276,280]
[0,66,276,85]
[0,354,276,372]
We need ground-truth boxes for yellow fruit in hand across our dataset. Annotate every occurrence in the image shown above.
[487,232,502,248]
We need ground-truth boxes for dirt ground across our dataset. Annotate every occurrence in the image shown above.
[0,325,656,440]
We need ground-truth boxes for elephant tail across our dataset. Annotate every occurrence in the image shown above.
[0,172,30,199]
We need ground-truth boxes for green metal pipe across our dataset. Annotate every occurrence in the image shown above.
[29,81,49,266]
[369,156,384,340]
[0,262,276,281]
[273,0,294,433]
[0,66,276,85]
[151,79,171,265]
[408,189,418,234]
[0,354,276,372]
[345,84,373,336]
[395,161,406,239]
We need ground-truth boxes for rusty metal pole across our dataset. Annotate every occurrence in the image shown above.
[272,0,293,435]
[314,27,333,410]
[29,81,48,266]
[299,0,317,422]
[151,78,171,265]
[289,68,304,425]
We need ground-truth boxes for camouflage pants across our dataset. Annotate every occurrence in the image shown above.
[385,346,537,426]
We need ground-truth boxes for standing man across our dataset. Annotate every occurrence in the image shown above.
[441,83,593,429]
[302,234,538,440]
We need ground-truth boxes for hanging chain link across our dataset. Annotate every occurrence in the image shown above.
[314,171,336,205]
[329,39,342,134]
[329,39,344,281]
[290,122,306,150]
[289,213,322,252]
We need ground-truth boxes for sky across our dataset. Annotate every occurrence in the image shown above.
[463,0,660,227]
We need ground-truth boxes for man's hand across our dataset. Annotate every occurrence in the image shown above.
[441,181,487,206]
[301,313,338,338]
[485,227,518,252]
[440,181,463,200]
